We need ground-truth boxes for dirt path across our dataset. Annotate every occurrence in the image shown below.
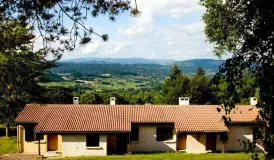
[0,153,37,160]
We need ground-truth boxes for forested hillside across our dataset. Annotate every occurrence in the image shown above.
[50,58,225,77]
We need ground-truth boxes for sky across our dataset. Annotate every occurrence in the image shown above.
[35,0,229,61]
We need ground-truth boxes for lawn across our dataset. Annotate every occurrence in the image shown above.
[0,136,17,155]
[55,153,262,160]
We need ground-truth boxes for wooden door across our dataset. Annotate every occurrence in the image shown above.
[178,134,187,150]
[206,134,216,151]
[116,133,128,155]
[107,134,116,155]
[48,134,58,151]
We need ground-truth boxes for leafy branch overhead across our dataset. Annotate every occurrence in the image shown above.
[201,0,274,159]
[0,0,141,58]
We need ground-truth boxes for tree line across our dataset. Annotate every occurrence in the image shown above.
[77,63,258,105]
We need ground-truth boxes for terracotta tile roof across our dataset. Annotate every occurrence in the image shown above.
[228,105,261,123]
[15,104,257,133]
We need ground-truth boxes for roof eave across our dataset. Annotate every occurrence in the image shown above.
[35,130,131,134]
[177,130,228,133]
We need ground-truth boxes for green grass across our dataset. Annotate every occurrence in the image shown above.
[55,152,262,160]
[0,136,17,155]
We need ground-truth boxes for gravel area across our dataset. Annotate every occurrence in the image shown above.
[0,153,37,160]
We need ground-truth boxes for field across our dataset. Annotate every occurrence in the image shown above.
[0,137,17,155]
[39,81,77,88]
[55,153,261,160]
[39,76,162,91]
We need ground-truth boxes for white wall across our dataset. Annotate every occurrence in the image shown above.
[186,134,207,153]
[226,125,252,151]
[223,125,264,152]
[62,134,107,156]
[130,126,176,152]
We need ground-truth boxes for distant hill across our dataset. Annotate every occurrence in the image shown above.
[177,59,224,76]
[53,58,225,77]
[61,57,174,65]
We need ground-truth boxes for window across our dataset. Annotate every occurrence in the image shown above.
[131,127,139,141]
[86,133,99,147]
[219,133,228,141]
[25,127,34,141]
[156,127,173,141]
[35,134,44,141]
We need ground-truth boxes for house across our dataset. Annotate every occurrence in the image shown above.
[15,97,264,157]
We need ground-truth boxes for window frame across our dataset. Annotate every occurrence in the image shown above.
[156,127,173,141]
[86,133,100,147]
[131,127,139,141]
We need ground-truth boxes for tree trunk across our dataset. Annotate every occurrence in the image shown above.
[5,123,9,137]
[5,127,9,137]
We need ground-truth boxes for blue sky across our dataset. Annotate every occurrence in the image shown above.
[36,0,229,61]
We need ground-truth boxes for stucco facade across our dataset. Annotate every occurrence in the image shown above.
[222,125,264,152]
[185,134,207,153]
[17,124,265,156]
[130,126,177,152]
[62,134,107,157]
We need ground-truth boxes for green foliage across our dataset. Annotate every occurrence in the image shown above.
[0,20,56,132]
[156,63,190,104]
[201,0,274,158]
[0,0,135,56]
[40,73,64,82]
[72,65,258,106]
[189,68,213,104]
[40,86,74,104]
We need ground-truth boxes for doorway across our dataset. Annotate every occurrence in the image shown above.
[206,134,216,151]
[116,133,128,154]
[107,133,128,155]
[178,134,187,150]
[107,134,116,155]
[48,134,58,151]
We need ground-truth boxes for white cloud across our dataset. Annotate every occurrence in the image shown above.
[119,0,203,36]
[118,10,153,36]
[113,46,122,53]
[81,40,101,55]
[133,0,204,18]
[33,0,221,61]
[169,51,181,56]
[167,41,175,45]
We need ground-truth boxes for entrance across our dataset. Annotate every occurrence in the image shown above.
[178,134,187,150]
[206,134,216,151]
[48,134,58,151]
[116,133,128,154]
[107,133,128,155]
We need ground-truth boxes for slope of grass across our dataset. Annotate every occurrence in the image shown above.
[0,136,17,155]
[55,152,261,160]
